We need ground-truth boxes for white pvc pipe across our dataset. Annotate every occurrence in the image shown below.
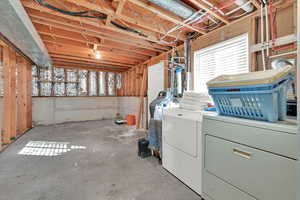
[225,1,251,16]
[265,4,270,57]
[268,51,297,59]
[160,10,206,41]
[261,5,266,70]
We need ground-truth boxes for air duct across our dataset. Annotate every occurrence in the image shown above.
[234,0,254,13]
[0,0,51,67]
[148,0,195,19]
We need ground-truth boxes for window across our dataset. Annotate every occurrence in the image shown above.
[89,71,97,96]
[32,66,121,97]
[194,33,249,94]
[98,72,106,96]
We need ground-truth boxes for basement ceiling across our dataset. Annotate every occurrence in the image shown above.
[20,0,261,72]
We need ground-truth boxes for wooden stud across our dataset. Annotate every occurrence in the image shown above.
[136,65,147,129]
[3,47,17,143]
[26,61,32,129]
[2,46,10,144]
[17,57,27,134]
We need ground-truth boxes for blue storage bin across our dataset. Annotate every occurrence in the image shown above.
[208,76,293,122]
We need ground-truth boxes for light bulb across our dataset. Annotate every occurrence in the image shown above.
[95,50,101,59]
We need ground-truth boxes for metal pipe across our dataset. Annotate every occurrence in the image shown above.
[148,0,195,19]
[184,38,192,91]
[261,5,266,70]
[160,10,206,41]
[265,4,270,57]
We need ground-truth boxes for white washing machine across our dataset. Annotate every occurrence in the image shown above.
[162,107,203,195]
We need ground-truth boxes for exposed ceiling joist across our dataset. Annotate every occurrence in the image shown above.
[51,52,135,67]
[116,0,127,16]
[45,41,148,61]
[61,0,185,40]
[47,46,142,65]
[43,37,150,60]
[53,59,129,72]
[18,0,262,72]
[249,0,261,9]
[21,0,176,44]
[51,55,133,69]
[41,33,157,57]
[29,15,168,52]
[127,0,206,34]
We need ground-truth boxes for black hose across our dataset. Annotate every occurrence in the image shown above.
[35,0,147,37]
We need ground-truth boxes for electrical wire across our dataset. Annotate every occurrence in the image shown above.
[35,0,147,38]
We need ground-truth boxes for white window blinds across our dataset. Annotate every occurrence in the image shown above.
[194,33,249,94]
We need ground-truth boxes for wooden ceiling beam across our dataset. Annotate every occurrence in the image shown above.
[42,36,150,60]
[44,40,148,61]
[61,0,184,40]
[41,33,157,57]
[29,16,168,52]
[47,46,141,65]
[51,54,132,68]
[26,10,158,56]
[27,13,168,51]
[249,0,261,9]
[53,62,128,72]
[21,0,181,42]
[116,0,126,16]
[21,0,162,44]
[126,0,206,34]
[53,59,130,72]
[188,0,230,24]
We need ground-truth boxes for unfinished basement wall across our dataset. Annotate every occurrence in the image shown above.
[32,96,146,126]
[32,97,118,125]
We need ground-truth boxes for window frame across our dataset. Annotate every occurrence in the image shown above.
[193,33,250,94]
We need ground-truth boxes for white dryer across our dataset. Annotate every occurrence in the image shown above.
[162,107,203,195]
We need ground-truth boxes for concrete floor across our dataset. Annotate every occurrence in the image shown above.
[0,120,201,200]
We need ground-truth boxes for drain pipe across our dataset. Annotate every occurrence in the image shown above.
[265,3,269,57]
[184,36,192,91]
[260,4,266,70]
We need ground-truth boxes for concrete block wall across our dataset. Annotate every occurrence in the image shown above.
[118,97,147,128]
[32,97,147,126]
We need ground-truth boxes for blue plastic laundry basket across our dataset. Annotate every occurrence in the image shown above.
[208,75,293,122]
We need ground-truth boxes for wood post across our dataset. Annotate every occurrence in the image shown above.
[17,57,27,134]
[136,65,147,129]
[25,61,32,130]
[3,47,17,143]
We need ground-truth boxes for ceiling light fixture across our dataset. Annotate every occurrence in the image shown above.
[93,44,102,59]
[95,50,102,59]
